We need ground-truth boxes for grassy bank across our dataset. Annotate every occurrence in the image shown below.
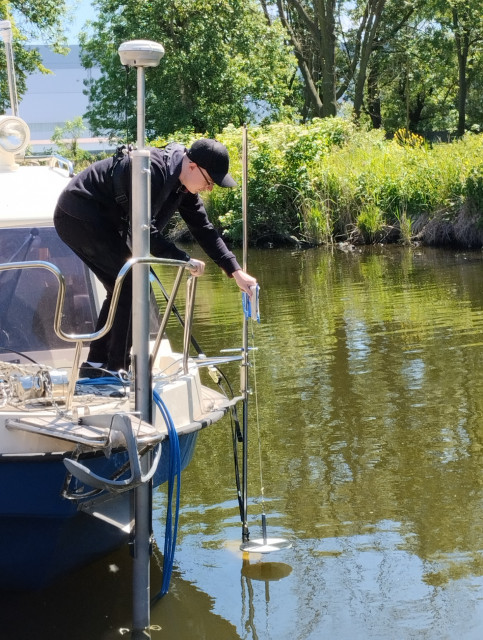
[200,120,483,249]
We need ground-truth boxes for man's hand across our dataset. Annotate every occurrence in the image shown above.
[189,259,206,276]
[233,269,257,296]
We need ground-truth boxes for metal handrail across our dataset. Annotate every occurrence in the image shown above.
[150,265,185,362]
[183,276,198,374]
[23,153,75,177]
[0,256,197,409]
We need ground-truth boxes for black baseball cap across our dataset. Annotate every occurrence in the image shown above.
[186,138,237,188]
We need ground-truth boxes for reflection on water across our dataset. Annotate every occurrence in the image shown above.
[0,545,240,639]
[162,245,483,640]
[4,246,483,639]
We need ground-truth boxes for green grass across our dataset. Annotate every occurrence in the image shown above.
[209,120,483,247]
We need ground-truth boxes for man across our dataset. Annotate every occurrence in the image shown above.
[54,138,256,378]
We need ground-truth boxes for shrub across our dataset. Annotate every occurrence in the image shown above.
[150,121,483,247]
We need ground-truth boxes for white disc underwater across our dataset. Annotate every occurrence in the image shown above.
[240,537,292,554]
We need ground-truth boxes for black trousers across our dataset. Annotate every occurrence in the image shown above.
[54,206,133,371]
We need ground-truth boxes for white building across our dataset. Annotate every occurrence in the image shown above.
[18,45,114,153]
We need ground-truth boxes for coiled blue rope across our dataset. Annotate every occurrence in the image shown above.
[152,389,181,597]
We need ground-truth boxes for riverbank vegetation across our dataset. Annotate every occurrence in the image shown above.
[168,119,483,249]
[3,1,482,248]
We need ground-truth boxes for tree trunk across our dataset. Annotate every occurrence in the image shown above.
[276,0,324,116]
[353,0,386,120]
[366,63,382,128]
[316,0,337,116]
[452,8,469,137]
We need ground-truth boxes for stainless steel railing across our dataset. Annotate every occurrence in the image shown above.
[0,256,197,409]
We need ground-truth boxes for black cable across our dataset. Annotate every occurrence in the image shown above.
[0,345,39,364]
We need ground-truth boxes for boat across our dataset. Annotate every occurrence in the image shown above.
[0,24,243,616]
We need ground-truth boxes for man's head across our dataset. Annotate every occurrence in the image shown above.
[185,138,237,190]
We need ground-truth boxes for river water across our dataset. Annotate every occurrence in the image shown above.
[2,245,483,639]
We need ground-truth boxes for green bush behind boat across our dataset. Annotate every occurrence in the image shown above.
[200,119,483,249]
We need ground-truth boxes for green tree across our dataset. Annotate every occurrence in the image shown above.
[435,0,483,136]
[51,116,93,166]
[0,0,69,113]
[347,0,387,121]
[364,6,455,134]
[366,0,482,135]
[265,0,393,120]
[80,0,299,139]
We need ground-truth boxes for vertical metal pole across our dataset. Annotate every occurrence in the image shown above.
[136,66,146,151]
[131,65,152,639]
[116,40,164,640]
[0,21,19,116]
[132,68,152,419]
[241,125,250,542]
[242,125,248,274]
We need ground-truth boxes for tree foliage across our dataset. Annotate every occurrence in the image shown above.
[2,0,481,140]
[432,0,483,136]
[0,0,69,113]
[265,0,391,119]
[50,116,94,166]
[264,0,482,134]
[80,0,299,139]
[365,0,483,135]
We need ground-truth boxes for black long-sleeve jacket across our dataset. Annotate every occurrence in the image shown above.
[56,143,241,275]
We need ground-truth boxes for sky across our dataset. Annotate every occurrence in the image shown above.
[65,0,96,43]
[21,0,96,45]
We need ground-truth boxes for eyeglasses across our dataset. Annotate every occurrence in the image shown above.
[198,165,214,188]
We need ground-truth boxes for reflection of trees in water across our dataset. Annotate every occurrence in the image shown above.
[181,246,483,582]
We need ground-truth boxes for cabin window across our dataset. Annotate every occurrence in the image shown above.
[0,226,96,353]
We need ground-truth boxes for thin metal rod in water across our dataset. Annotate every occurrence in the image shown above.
[238,125,292,555]
[242,125,248,274]
[241,124,250,543]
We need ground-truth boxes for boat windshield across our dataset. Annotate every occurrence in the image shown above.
[0,226,96,354]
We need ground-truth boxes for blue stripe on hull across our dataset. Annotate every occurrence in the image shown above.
[0,430,199,590]
[1,512,129,590]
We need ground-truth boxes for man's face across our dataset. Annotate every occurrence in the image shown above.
[184,162,215,194]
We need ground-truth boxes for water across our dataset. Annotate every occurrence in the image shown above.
[2,245,483,639]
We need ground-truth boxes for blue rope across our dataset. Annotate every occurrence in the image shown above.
[76,376,127,386]
[152,389,181,598]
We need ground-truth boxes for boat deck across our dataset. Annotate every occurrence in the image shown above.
[1,380,241,455]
